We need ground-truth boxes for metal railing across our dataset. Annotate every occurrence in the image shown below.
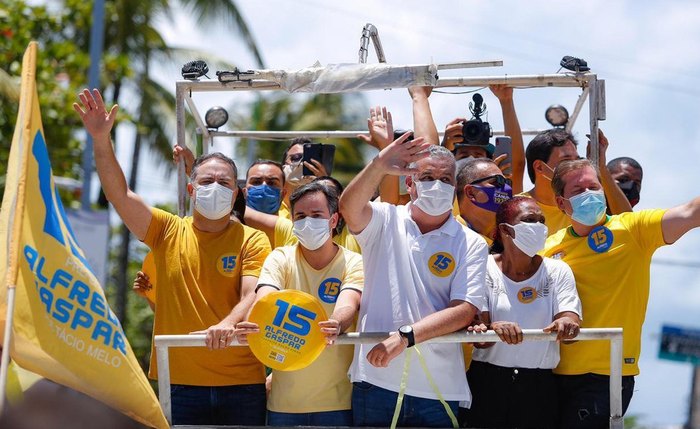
[155,327,624,428]
[174,71,604,216]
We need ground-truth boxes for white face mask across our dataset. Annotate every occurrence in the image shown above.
[293,217,331,250]
[505,221,548,257]
[283,163,313,188]
[412,179,455,216]
[194,182,234,220]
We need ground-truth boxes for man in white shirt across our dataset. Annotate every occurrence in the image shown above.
[339,136,488,428]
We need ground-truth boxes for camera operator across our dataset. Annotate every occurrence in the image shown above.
[441,85,525,194]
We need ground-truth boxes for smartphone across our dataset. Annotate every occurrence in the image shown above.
[493,136,512,177]
[302,143,336,176]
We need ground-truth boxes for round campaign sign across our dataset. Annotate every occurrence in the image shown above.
[587,225,614,253]
[247,290,328,371]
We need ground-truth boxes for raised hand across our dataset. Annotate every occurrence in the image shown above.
[303,158,328,178]
[358,105,394,150]
[408,85,433,99]
[173,144,195,177]
[73,88,118,141]
[586,129,610,169]
[441,117,467,150]
[374,133,431,177]
[489,84,513,103]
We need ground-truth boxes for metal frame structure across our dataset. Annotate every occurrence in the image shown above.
[175,71,605,216]
[155,328,624,428]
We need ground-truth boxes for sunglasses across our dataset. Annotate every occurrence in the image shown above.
[287,153,303,163]
[470,174,507,188]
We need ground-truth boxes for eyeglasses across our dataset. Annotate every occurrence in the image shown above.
[287,153,303,164]
[470,174,507,188]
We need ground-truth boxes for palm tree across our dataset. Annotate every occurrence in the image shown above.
[99,0,266,324]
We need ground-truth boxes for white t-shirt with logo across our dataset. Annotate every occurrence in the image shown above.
[472,255,581,369]
[349,202,488,403]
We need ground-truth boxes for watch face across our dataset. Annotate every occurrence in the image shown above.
[399,325,412,334]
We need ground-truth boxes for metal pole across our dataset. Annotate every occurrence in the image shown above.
[176,84,187,217]
[0,288,17,414]
[153,328,624,425]
[689,366,700,429]
[588,76,600,165]
[80,0,106,210]
[175,73,592,94]
[155,343,172,425]
[206,129,545,140]
[566,87,589,133]
[609,333,624,429]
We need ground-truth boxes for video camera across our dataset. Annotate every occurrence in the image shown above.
[461,93,492,146]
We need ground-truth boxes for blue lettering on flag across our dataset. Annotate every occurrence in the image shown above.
[32,131,96,276]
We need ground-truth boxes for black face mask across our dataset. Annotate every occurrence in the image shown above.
[617,180,640,207]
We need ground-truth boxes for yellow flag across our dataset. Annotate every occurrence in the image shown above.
[0,42,168,429]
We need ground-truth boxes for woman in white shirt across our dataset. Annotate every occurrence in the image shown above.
[464,196,582,429]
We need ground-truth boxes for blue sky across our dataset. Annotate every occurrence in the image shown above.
[107,0,700,425]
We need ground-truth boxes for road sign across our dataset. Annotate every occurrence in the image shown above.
[659,325,700,365]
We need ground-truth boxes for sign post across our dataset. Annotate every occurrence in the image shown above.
[658,325,700,429]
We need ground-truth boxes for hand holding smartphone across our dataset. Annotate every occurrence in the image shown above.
[302,143,336,176]
[493,136,512,178]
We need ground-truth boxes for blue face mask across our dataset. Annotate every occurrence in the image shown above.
[246,184,282,214]
[568,189,606,226]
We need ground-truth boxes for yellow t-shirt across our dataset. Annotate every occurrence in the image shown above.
[519,191,570,237]
[274,217,362,254]
[278,201,291,220]
[542,209,667,376]
[143,208,271,385]
[257,245,364,413]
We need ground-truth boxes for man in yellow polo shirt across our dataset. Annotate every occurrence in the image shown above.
[236,181,363,426]
[543,158,700,428]
[75,89,270,426]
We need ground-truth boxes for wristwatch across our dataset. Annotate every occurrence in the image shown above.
[398,325,415,348]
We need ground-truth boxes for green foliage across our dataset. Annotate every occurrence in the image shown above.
[234,92,368,185]
[623,414,649,429]
[0,0,111,198]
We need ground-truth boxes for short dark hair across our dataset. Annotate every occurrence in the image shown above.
[607,157,643,177]
[525,129,578,183]
[190,152,238,181]
[456,158,497,199]
[552,158,599,197]
[290,181,339,216]
[490,196,536,254]
[282,137,312,164]
[246,159,285,185]
[232,185,246,222]
[313,175,344,194]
